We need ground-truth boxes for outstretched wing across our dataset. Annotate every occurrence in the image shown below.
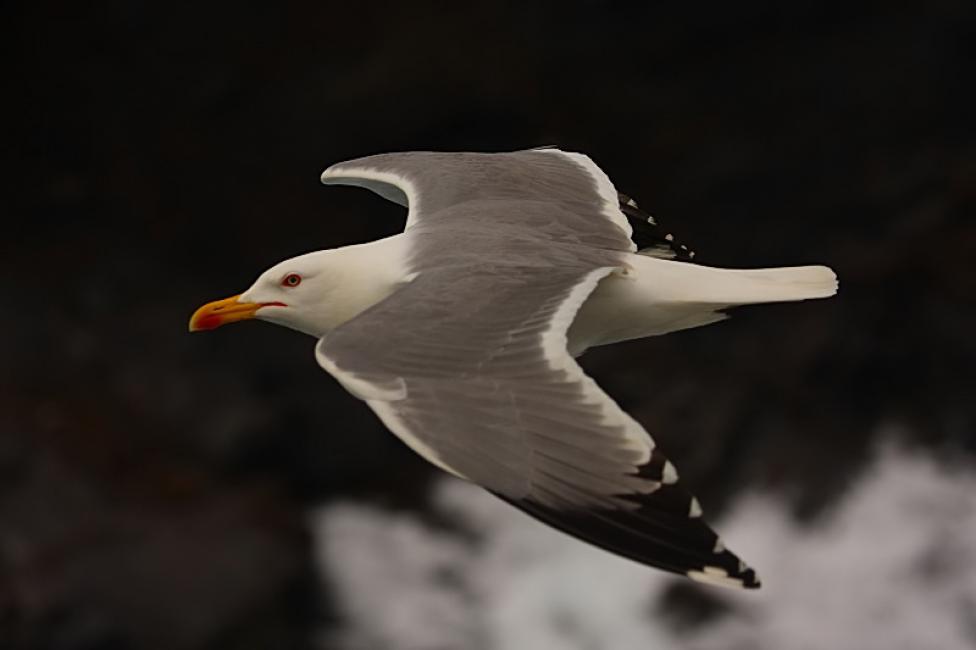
[317,148,758,587]
[316,262,759,589]
[322,147,700,262]
[321,149,636,252]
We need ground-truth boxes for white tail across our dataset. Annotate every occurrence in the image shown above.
[632,257,838,307]
[703,264,838,305]
[569,257,838,353]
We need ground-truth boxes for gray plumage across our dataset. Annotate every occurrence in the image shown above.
[317,150,763,587]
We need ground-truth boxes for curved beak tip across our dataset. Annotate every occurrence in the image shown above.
[188,313,221,332]
[189,294,261,333]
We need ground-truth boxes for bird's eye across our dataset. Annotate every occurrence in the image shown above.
[282,273,302,287]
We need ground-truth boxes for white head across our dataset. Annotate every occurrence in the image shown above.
[189,250,340,338]
[190,236,406,338]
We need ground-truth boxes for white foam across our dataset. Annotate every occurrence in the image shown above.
[311,439,976,650]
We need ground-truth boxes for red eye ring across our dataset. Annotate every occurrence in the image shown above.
[282,273,302,287]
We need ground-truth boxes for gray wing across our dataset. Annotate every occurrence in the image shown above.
[316,261,760,588]
[321,149,636,253]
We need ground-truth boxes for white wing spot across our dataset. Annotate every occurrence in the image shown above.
[713,538,725,554]
[687,567,744,589]
[689,497,703,518]
[661,460,678,484]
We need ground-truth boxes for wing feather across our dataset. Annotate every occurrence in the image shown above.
[314,148,758,587]
[315,265,760,588]
[321,149,635,251]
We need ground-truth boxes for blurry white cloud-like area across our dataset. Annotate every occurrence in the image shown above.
[310,441,976,650]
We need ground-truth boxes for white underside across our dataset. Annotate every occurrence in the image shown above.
[567,253,838,356]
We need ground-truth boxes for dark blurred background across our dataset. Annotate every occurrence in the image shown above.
[3,1,975,648]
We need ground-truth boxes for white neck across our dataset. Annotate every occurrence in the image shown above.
[253,234,412,338]
[318,234,412,330]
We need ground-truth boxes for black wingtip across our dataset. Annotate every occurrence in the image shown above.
[490,444,762,590]
[687,560,762,590]
[493,488,761,590]
[618,192,698,262]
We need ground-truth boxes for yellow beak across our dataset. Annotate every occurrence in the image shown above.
[189,294,264,332]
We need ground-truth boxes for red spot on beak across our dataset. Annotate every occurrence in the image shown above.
[189,294,269,332]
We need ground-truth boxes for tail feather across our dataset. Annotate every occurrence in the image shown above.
[716,265,839,305]
[570,258,838,352]
[640,260,839,307]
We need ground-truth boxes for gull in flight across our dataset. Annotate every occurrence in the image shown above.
[190,149,837,589]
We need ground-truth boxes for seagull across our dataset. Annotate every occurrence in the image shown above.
[189,149,837,589]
